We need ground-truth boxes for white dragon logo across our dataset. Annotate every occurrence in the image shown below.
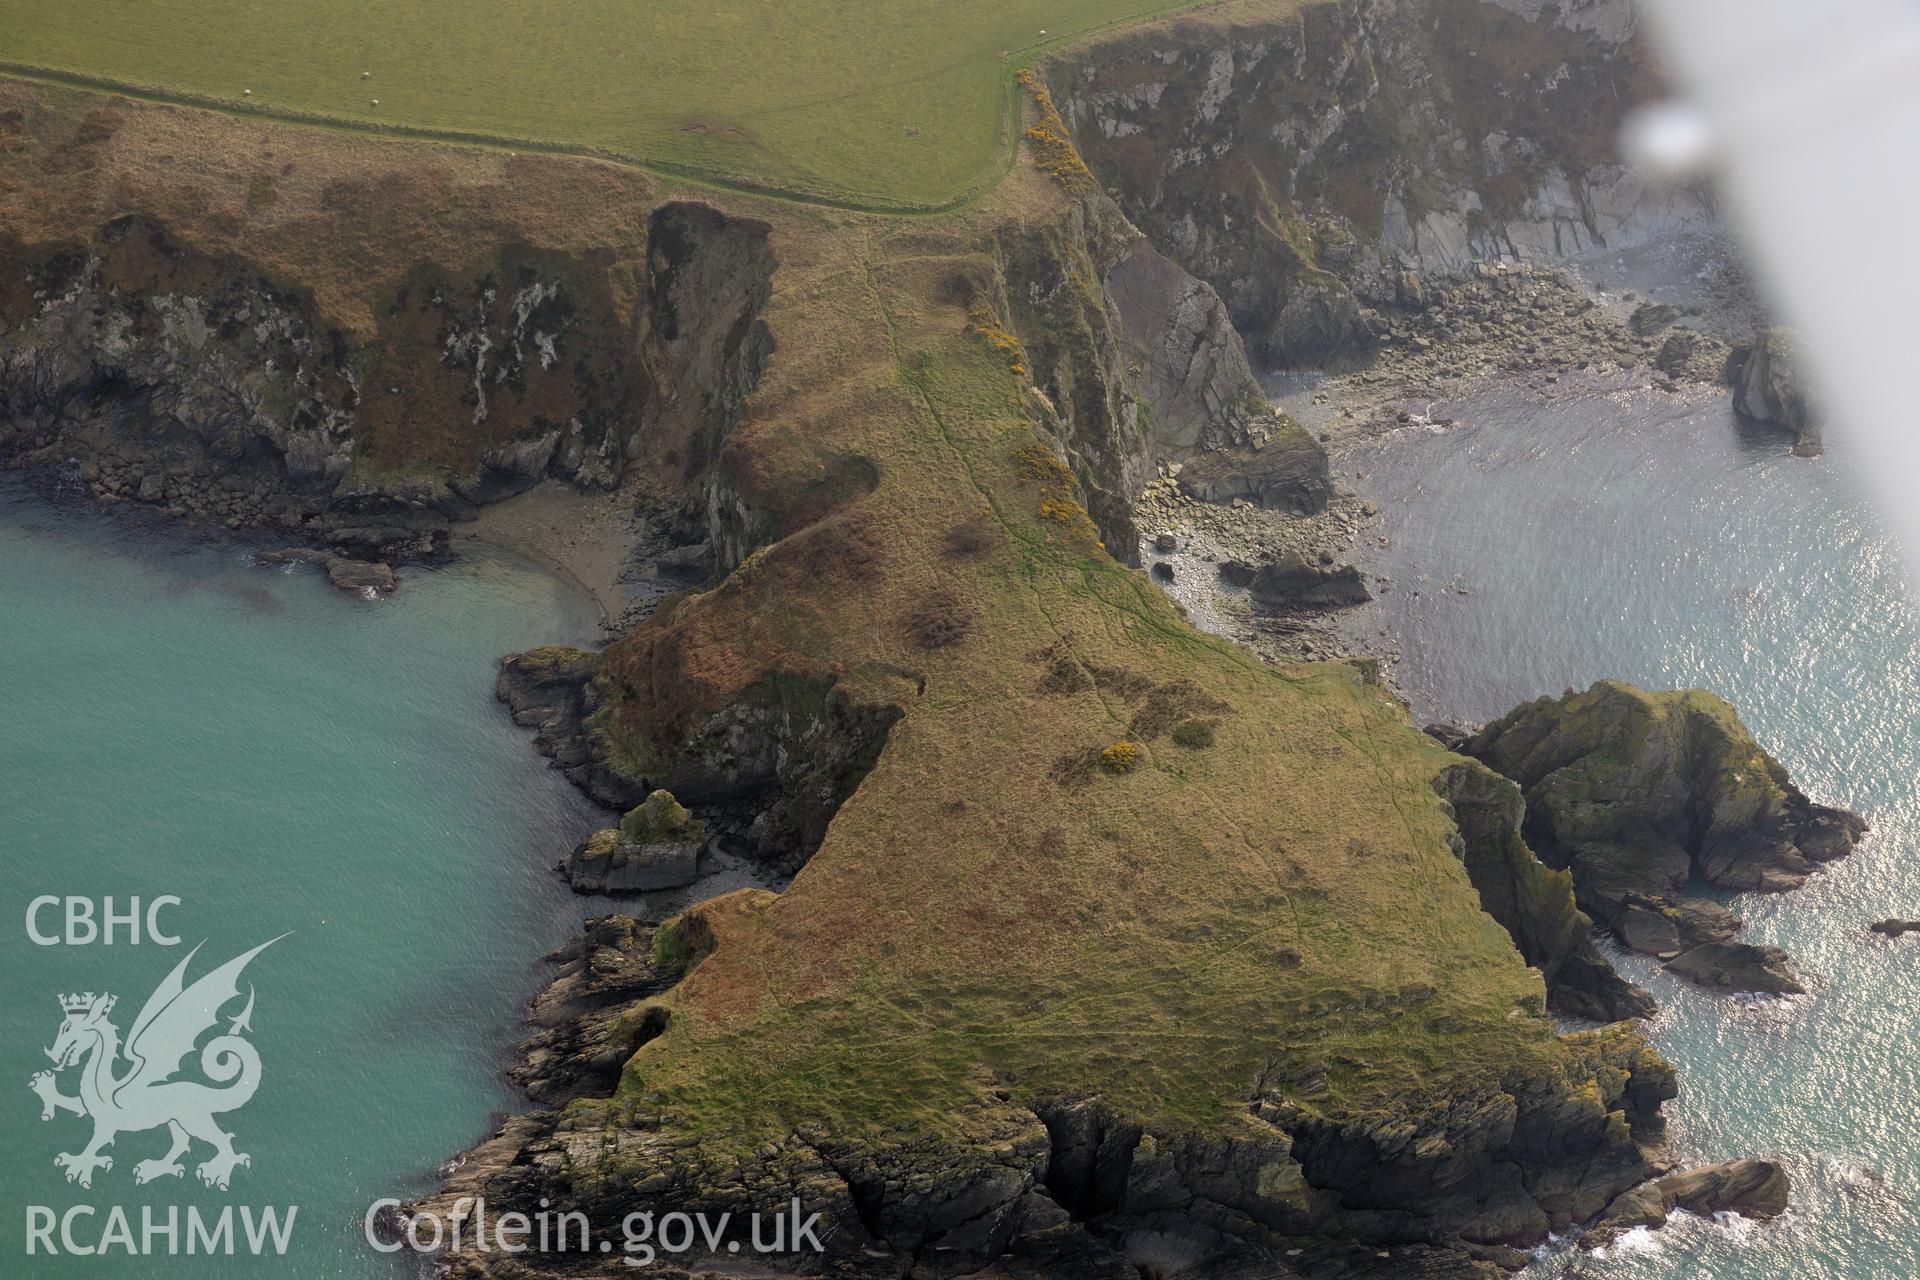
[27,937,282,1191]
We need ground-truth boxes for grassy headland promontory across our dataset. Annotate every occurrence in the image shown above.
[0,0,1827,1273]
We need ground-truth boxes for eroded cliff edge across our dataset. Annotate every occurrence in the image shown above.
[0,90,777,568]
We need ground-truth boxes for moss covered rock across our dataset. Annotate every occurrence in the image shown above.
[562,792,705,895]
[620,789,704,844]
[1464,681,1865,995]
[1434,759,1653,1021]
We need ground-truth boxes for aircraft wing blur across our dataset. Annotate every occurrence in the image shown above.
[1634,0,1920,568]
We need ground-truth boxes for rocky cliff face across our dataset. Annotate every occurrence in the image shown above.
[497,643,899,876]
[2,155,773,561]
[430,41,1706,1280]
[1,95,1310,571]
[1,64,1714,1280]
[983,192,1330,557]
[1434,758,1653,1021]
[1048,0,1714,367]
[1463,681,1866,994]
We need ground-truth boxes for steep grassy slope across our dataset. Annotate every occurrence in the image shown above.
[0,0,1217,208]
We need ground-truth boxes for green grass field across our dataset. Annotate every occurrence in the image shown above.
[0,0,1204,207]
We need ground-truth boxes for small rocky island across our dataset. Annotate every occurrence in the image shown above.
[1446,680,1865,995]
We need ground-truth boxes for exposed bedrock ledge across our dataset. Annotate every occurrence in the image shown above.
[1580,1156,1789,1250]
[1049,0,1715,368]
[496,643,900,876]
[1461,680,1866,995]
[419,906,1677,1280]
[0,199,774,561]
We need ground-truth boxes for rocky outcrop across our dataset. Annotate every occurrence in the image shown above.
[1663,942,1802,995]
[1049,0,1712,368]
[1870,919,1920,938]
[254,547,396,595]
[511,914,680,1105]
[1463,681,1866,994]
[497,642,901,875]
[494,644,644,805]
[1176,436,1334,516]
[1732,326,1822,457]
[562,789,704,894]
[1245,550,1371,610]
[1434,759,1653,1021]
[1581,1157,1789,1248]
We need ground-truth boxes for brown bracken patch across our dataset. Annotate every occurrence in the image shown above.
[901,591,974,650]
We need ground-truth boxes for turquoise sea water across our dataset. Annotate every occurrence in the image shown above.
[0,479,606,1275]
[1345,384,1920,1278]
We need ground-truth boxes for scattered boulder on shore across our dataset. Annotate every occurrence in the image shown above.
[1217,559,1258,589]
[1461,681,1865,996]
[1732,326,1823,457]
[1652,329,1731,384]
[563,789,705,894]
[1218,549,1371,611]
[1629,301,1684,336]
[1175,433,1332,515]
[256,547,397,595]
[1581,1158,1790,1249]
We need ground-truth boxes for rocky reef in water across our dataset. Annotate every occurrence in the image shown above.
[1578,1156,1790,1250]
[1456,680,1865,995]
